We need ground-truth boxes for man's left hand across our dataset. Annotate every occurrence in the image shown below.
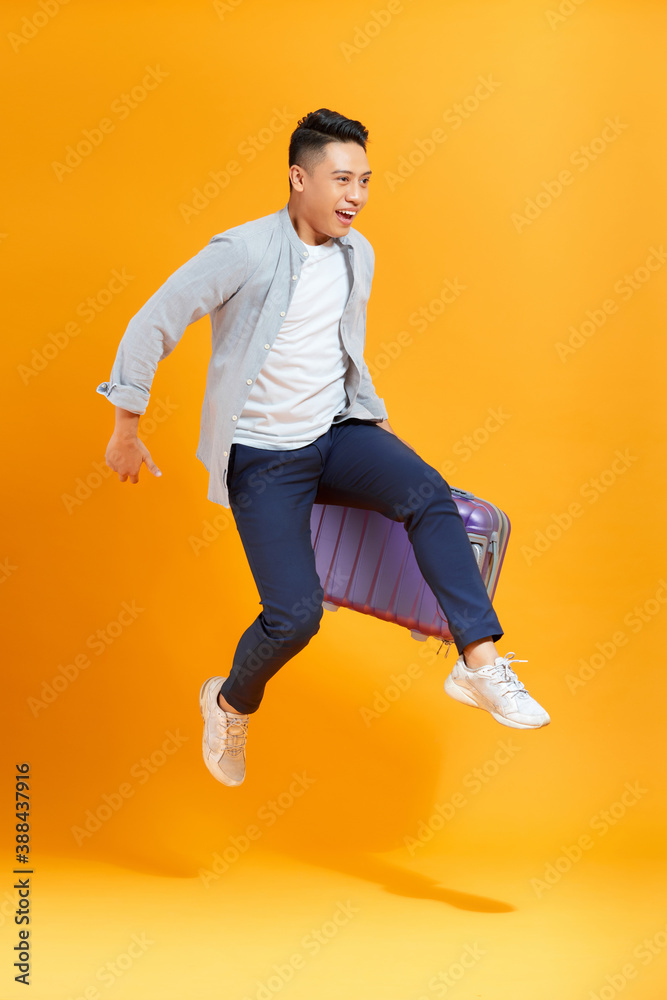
[376,419,417,453]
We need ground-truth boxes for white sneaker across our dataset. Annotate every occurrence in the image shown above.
[444,651,550,729]
[199,676,250,786]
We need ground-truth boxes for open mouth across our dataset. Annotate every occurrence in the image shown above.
[335,209,356,225]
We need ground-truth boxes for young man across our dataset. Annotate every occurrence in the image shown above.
[97,108,550,788]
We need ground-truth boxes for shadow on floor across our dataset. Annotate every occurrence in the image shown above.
[285,846,515,912]
[50,641,515,914]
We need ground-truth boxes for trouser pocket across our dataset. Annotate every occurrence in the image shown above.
[225,444,238,490]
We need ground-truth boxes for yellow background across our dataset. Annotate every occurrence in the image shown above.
[2,0,666,997]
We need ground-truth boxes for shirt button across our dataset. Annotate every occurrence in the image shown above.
[264,343,270,350]
[302,251,308,257]
[292,274,298,280]
[223,451,228,457]
[246,379,252,385]
[280,311,286,317]
[232,415,238,421]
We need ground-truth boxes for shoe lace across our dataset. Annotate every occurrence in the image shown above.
[486,651,530,697]
[214,713,249,758]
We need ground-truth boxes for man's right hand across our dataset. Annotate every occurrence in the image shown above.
[106,433,162,483]
[105,407,162,484]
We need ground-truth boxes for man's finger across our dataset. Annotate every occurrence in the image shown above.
[142,453,162,477]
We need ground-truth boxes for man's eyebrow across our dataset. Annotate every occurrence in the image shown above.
[330,169,372,176]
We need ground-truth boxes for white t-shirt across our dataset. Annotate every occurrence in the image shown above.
[232,236,351,450]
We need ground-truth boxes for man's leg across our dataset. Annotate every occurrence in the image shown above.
[316,420,503,657]
[315,420,549,728]
[219,441,326,715]
[200,440,327,784]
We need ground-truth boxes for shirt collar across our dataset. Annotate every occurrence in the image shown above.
[278,202,352,254]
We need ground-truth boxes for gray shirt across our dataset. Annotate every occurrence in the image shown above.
[95,201,388,508]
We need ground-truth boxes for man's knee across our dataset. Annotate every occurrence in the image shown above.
[392,465,450,519]
[265,592,324,646]
[288,597,324,644]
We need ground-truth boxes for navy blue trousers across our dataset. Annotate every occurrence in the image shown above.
[219,418,503,714]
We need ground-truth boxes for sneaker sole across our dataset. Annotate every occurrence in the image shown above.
[444,675,550,730]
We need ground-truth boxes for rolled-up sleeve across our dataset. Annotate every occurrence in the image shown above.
[95,233,248,414]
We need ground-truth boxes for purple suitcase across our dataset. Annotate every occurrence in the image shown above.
[309,487,510,645]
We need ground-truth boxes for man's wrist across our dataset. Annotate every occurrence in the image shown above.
[113,407,141,438]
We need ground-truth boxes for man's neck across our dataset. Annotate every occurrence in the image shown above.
[287,201,333,247]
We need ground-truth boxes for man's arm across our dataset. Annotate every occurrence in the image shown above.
[97,233,248,483]
[376,418,416,453]
[96,233,248,414]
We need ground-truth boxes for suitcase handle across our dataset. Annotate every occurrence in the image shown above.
[433,530,490,629]
[466,532,489,574]
[485,531,500,596]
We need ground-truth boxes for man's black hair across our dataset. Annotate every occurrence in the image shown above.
[288,108,369,192]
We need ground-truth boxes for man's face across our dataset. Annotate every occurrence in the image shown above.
[290,141,371,242]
